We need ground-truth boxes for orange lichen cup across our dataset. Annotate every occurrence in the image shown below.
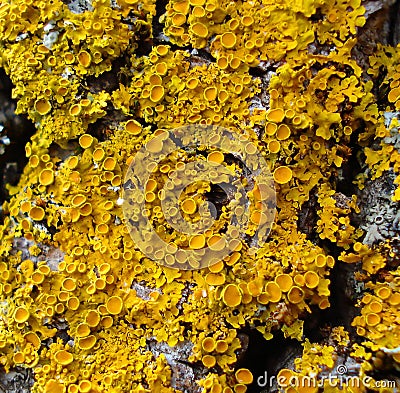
[106,296,123,315]
[222,284,242,307]
[275,274,293,292]
[304,271,320,289]
[235,368,253,384]
[287,286,305,304]
[221,32,237,48]
[39,169,54,186]
[35,98,51,115]
[266,108,285,122]
[202,354,216,368]
[266,282,282,302]
[54,350,74,365]
[273,166,293,184]
[192,22,208,38]
[202,337,216,352]
[14,306,30,323]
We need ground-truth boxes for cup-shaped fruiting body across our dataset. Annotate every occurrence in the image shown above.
[190,0,205,6]
[69,104,82,116]
[95,278,106,290]
[125,119,142,135]
[85,310,101,327]
[79,134,94,149]
[276,124,291,140]
[208,260,224,273]
[46,295,57,305]
[102,157,116,171]
[54,303,65,314]
[304,271,319,289]
[54,350,74,365]
[222,284,242,307]
[275,274,293,292]
[207,151,224,164]
[361,294,373,304]
[35,99,51,115]
[71,194,86,207]
[93,147,105,161]
[150,85,164,103]
[70,171,81,183]
[376,287,391,300]
[181,198,197,214]
[235,368,253,384]
[101,315,113,328]
[217,56,229,70]
[99,263,111,275]
[268,140,280,154]
[202,337,216,352]
[266,282,281,302]
[29,206,45,221]
[285,109,295,119]
[14,306,30,323]
[39,169,54,186]
[29,155,40,168]
[221,32,236,48]
[186,77,199,89]
[226,251,241,266]
[106,296,123,315]
[189,234,206,249]
[215,339,228,353]
[145,191,156,203]
[202,354,216,368]
[145,179,158,194]
[79,203,92,216]
[96,224,109,235]
[58,291,69,302]
[267,108,285,123]
[192,5,205,17]
[192,22,208,38]
[62,278,76,292]
[76,323,91,338]
[287,286,305,304]
[78,380,92,393]
[277,369,295,389]
[367,300,382,313]
[265,122,277,136]
[67,296,80,311]
[294,275,305,288]
[172,12,186,26]
[13,352,25,364]
[78,51,91,67]
[77,335,96,350]
[229,56,241,69]
[204,87,218,101]
[315,254,326,267]
[273,166,293,184]
[365,313,381,327]
[233,384,247,393]
[155,62,168,76]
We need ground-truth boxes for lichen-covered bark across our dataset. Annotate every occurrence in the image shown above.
[0,0,400,392]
